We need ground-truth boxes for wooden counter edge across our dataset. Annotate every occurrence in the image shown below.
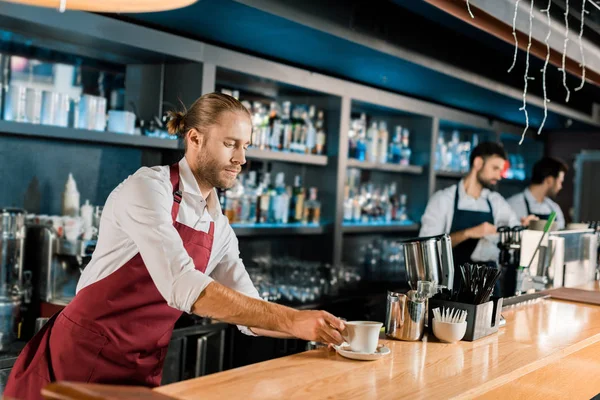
[39,382,178,400]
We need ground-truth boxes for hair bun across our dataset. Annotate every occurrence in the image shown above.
[166,110,186,136]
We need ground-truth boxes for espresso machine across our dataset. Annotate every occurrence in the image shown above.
[0,208,31,351]
[22,224,95,339]
[497,226,524,297]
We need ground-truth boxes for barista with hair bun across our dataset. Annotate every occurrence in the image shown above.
[6,93,345,399]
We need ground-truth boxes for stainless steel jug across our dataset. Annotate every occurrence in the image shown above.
[385,291,426,341]
[400,234,454,291]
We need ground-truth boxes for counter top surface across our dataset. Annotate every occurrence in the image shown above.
[155,285,600,400]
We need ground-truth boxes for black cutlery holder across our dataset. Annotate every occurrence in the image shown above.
[428,297,503,341]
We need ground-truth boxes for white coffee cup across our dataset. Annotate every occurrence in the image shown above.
[342,321,382,353]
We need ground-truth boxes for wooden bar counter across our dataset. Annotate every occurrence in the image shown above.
[153,287,600,400]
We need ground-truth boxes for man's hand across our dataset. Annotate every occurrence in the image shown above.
[467,222,497,239]
[287,310,345,346]
[521,214,539,227]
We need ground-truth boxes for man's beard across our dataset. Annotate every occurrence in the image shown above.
[477,171,497,191]
[195,151,239,190]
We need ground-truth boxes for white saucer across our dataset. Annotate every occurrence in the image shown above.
[334,343,391,361]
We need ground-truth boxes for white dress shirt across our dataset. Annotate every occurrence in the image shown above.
[419,180,521,262]
[78,157,260,335]
[507,189,565,230]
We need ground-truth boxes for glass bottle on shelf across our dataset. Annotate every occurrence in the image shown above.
[352,190,362,222]
[449,130,461,171]
[398,194,408,222]
[378,121,389,164]
[269,102,282,150]
[258,173,271,223]
[289,175,305,223]
[400,128,412,166]
[281,101,293,151]
[436,131,447,171]
[259,105,270,150]
[389,183,399,220]
[251,102,263,149]
[240,171,257,224]
[390,126,402,164]
[271,172,287,223]
[343,186,353,222]
[303,187,321,224]
[366,121,379,163]
[355,117,367,161]
[305,105,317,155]
[315,110,326,155]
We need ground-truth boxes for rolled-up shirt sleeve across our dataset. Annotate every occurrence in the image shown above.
[210,224,262,336]
[113,171,214,313]
[419,191,451,237]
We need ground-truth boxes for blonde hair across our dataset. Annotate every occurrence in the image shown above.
[166,92,251,147]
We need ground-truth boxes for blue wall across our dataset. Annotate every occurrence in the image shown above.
[0,135,144,215]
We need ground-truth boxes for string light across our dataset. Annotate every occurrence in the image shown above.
[519,0,535,145]
[560,0,571,102]
[466,0,475,18]
[538,0,552,135]
[575,0,588,91]
[508,0,521,73]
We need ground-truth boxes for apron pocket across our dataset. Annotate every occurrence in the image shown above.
[49,313,108,383]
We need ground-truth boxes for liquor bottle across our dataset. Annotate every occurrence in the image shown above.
[315,110,326,155]
[390,126,402,164]
[366,121,379,163]
[378,121,389,164]
[281,101,293,151]
[258,173,271,224]
[343,186,353,222]
[400,128,412,166]
[305,105,317,154]
[289,175,305,223]
[303,187,321,224]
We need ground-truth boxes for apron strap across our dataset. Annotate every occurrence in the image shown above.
[170,163,183,223]
[524,191,533,216]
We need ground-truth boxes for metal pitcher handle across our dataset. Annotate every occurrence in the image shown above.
[440,234,454,290]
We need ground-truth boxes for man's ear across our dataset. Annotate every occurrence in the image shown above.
[187,128,204,149]
[473,156,484,171]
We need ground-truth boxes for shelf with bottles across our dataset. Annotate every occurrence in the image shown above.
[434,120,496,175]
[216,67,341,162]
[219,169,324,234]
[347,101,431,171]
[342,169,417,233]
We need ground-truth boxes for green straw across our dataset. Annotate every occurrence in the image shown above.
[524,211,557,270]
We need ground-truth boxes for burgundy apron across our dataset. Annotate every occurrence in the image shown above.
[5,164,214,400]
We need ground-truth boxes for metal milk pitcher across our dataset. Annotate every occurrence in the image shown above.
[385,290,426,341]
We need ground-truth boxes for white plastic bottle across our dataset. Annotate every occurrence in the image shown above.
[80,199,94,239]
[62,173,80,217]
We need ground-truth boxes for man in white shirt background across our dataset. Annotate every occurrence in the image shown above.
[6,93,345,399]
[507,157,568,230]
[419,142,535,291]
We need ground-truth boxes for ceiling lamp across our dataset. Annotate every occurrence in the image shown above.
[1,0,198,13]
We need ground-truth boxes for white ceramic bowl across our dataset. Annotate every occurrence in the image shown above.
[432,319,467,343]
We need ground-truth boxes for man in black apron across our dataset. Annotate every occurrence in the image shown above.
[508,157,567,230]
[420,142,535,294]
